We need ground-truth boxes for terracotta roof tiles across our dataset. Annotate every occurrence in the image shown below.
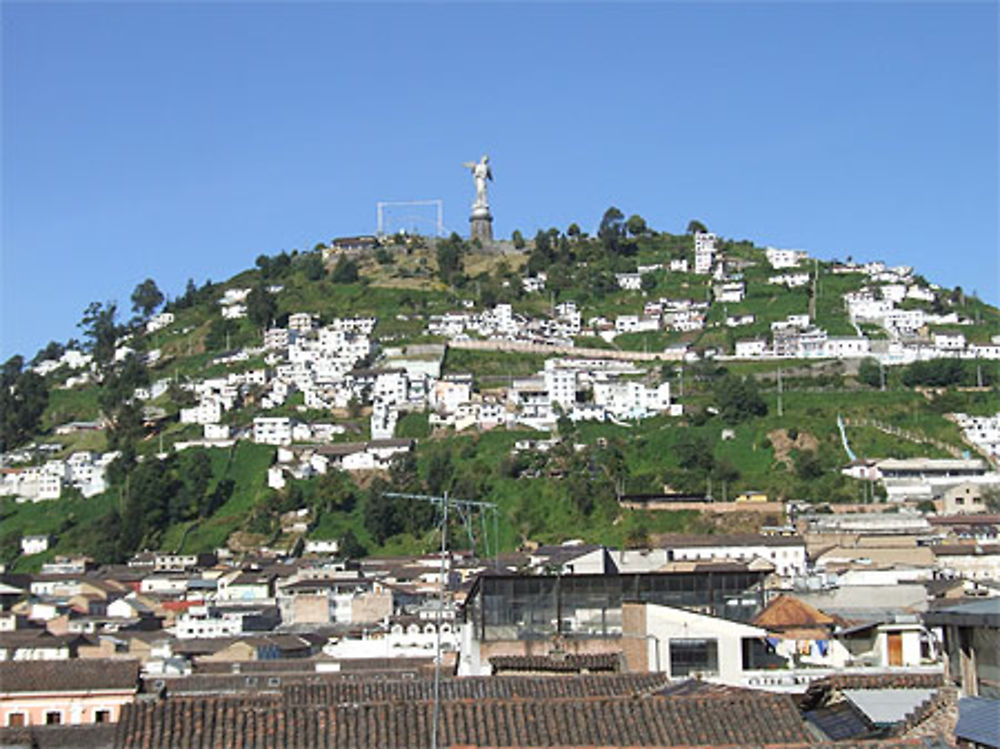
[113,687,814,749]
[0,658,139,693]
[283,674,669,705]
[751,594,838,630]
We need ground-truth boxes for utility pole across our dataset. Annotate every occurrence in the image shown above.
[433,491,447,749]
[809,258,818,320]
[880,360,886,392]
[777,367,784,418]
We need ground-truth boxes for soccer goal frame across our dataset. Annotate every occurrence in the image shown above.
[376,199,445,238]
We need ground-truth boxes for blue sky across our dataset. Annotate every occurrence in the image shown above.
[2,1,997,359]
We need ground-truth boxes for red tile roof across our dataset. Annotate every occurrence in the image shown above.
[752,594,839,630]
[0,658,139,694]
[113,688,814,749]
[282,674,669,706]
[489,653,620,674]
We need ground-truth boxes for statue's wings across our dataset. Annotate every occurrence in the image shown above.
[486,166,494,181]
[462,161,477,169]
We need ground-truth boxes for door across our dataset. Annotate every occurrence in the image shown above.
[888,632,903,666]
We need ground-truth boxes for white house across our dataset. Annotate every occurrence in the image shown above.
[906,285,936,302]
[592,380,671,420]
[934,332,966,350]
[522,273,547,293]
[340,439,413,471]
[735,339,769,358]
[661,534,807,578]
[714,281,745,304]
[847,297,894,322]
[304,539,340,555]
[615,315,660,334]
[146,312,175,334]
[765,247,808,270]
[204,423,231,441]
[180,399,223,426]
[768,272,811,288]
[615,273,642,291]
[431,380,471,415]
[253,416,294,446]
[880,284,908,304]
[20,535,49,556]
[288,312,316,332]
[221,304,247,320]
[626,602,774,685]
[883,308,925,333]
[823,337,871,358]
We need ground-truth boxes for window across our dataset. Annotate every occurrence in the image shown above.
[7,713,25,727]
[45,712,62,725]
[669,638,718,678]
[94,710,111,724]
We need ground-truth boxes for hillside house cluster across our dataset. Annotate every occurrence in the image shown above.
[0,451,118,503]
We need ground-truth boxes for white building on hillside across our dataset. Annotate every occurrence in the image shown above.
[543,361,577,410]
[592,379,671,420]
[253,416,294,446]
[615,273,642,291]
[765,247,808,269]
[694,232,716,274]
[735,339,769,358]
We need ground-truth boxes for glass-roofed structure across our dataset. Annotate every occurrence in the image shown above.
[464,568,767,642]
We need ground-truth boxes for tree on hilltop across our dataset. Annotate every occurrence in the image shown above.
[686,219,708,234]
[626,214,648,237]
[598,206,626,255]
[131,278,164,319]
[78,301,121,372]
[0,356,48,452]
[436,233,464,285]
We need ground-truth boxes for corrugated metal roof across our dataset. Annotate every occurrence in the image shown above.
[841,689,937,724]
[955,696,1000,747]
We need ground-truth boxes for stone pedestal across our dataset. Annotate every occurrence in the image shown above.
[469,208,493,243]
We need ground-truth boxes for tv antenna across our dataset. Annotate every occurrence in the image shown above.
[384,491,500,749]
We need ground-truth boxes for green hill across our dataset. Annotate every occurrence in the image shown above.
[2,223,998,569]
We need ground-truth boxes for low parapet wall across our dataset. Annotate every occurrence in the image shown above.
[448,339,685,362]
